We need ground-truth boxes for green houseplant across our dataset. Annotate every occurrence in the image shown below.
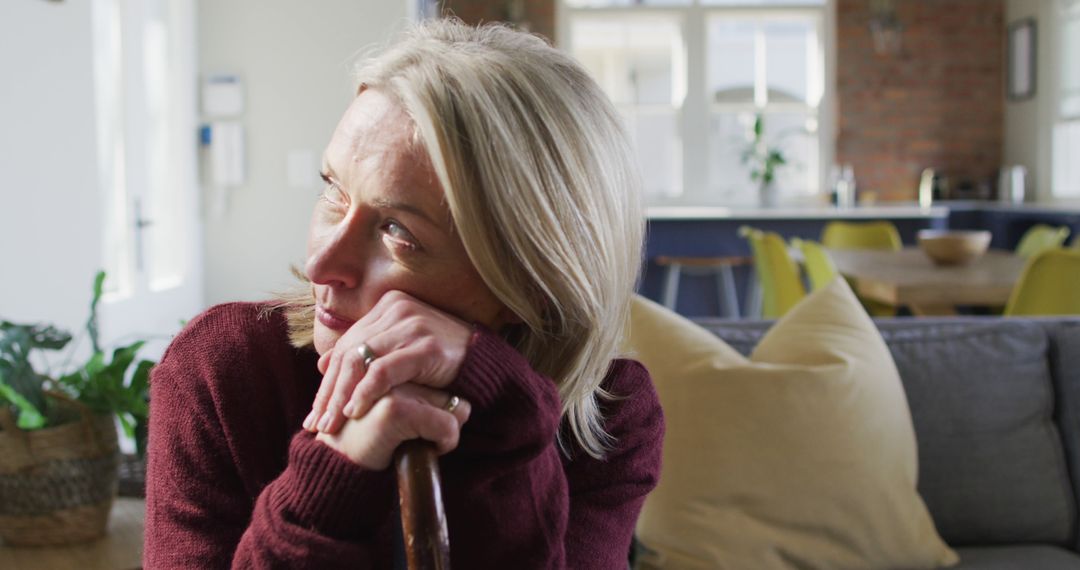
[741,113,788,208]
[0,271,153,546]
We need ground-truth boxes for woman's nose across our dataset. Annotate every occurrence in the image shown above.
[305,219,367,289]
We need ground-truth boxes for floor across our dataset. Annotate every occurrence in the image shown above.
[0,497,144,570]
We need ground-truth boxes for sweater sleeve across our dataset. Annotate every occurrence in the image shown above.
[143,315,397,568]
[230,432,397,568]
[442,330,664,569]
[445,326,563,459]
[562,360,665,570]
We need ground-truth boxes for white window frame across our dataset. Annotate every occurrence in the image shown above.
[557,0,835,207]
[569,11,688,199]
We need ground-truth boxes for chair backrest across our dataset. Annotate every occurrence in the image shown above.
[792,238,837,292]
[1015,224,1071,258]
[821,220,902,251]
[1005,248,1080,316]
[740,226,806,318]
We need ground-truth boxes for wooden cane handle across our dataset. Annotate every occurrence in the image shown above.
[395,440,451,570]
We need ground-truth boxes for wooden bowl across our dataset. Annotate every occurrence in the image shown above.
[917,230,992,266]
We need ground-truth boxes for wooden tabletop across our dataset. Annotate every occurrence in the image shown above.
[0,498,144,570]
[826,247,1029,316]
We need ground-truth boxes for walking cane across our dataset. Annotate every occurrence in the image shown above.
[395,440,451,570]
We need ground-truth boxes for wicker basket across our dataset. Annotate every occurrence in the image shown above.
[0,394,120,546]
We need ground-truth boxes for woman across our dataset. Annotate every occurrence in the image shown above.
[145,20,663,569]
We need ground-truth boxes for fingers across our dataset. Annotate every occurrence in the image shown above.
[317,326,418,433]
[340,342,428,423]
[305,293,418,432]
[322,340,458,434]
[317,351,332,375]
[348,290,419,339]
[310,339,471,438]
[307,326,396,433]
[372,392,462,455]
[305,352,344,431]
[392,383,472,428]
[308,293,412,427]
[315,386,470,470]
[306,289,473,434]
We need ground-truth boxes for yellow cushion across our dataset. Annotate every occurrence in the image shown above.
[629,278,958,570]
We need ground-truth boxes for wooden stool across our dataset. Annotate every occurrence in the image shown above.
[655,256,752,318]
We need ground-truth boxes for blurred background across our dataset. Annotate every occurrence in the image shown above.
[1,0,1077,358]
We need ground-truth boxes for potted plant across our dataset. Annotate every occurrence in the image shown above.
[741,113,788,208]
[0,271,153,546]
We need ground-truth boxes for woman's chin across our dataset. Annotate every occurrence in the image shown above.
[313,325,340,356]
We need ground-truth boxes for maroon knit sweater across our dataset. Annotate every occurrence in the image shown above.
[144,302,664,569]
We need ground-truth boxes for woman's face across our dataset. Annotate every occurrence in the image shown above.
[306,89,513,355]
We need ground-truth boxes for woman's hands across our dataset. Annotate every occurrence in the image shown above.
[314,383,470,470]
[304,290,474,470]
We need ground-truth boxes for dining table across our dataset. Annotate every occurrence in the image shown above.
[824,247,1029,316]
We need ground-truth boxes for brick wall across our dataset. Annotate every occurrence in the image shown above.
[439,0,557,44]
[837,0,1004,201]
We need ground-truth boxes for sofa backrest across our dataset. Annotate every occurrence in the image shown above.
[695,316,1080,549]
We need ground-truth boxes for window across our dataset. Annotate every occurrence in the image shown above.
[1054,0,1080,197]
[94,0,195,297]
[706,15,822,205]
[571,16,685,198]
[94,0,131,297]
[561,0,829,207]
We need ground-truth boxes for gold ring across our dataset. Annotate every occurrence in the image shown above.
[357,343,377,369]
[443,394,460,414]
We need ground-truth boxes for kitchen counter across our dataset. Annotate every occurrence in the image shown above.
[647,205,948,220]
[937,200,1080,216]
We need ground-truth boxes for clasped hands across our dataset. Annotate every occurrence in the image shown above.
[304,291,473,470]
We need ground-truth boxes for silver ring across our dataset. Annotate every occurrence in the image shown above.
[443,394,460,414]
[357,343,377,369]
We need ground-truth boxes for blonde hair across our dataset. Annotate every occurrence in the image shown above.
[280,20,644,459]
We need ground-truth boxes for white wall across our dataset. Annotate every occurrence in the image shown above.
[198,0,408,305]
[0,0,410,343]
[0,1,103,335]
[1004,0,1060,202]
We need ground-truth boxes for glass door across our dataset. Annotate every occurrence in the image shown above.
[93,0,202,357]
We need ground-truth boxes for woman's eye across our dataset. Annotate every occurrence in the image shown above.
[319,179,348,207]
[381,220,419,251]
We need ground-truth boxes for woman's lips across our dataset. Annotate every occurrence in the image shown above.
[315,305,357,332]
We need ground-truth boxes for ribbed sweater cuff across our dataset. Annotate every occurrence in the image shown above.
[271,431,394,539]
[450,326,530,409]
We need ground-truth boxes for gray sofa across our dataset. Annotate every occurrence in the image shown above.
[693,316,1080,570]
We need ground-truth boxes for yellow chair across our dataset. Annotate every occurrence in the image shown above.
[821,221,902,251]
[807,229,898,317]
[791,238,837,292]
[740,226,806,318]
[792,237,895,317]
[1015,224,1071,258]
[1004,248,1080,316]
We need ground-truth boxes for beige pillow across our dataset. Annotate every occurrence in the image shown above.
[629,278,958,570]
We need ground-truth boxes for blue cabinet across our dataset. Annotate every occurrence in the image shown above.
[641,209,946,316]
[946,204,1080,249]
